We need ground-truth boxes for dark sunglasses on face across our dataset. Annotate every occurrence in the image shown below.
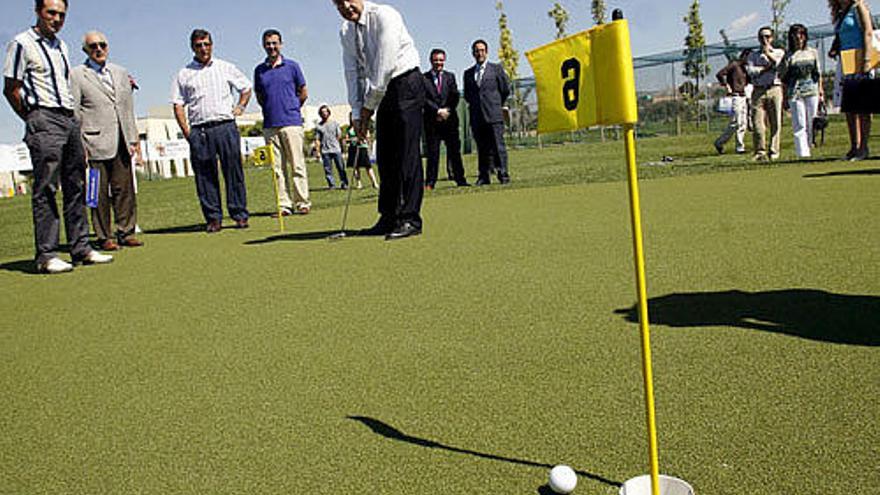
[88,42,107,50]
[193,42,212,48]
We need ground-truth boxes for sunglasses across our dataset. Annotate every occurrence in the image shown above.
[193,41,212,48]
[87,41,107,50]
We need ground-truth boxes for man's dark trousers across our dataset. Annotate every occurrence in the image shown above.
[376,68,425,229]
[424,119,465,186]
[89,138,137,242]
[24,108,91,264]
[472,119,508,183]
[188,120,249,223]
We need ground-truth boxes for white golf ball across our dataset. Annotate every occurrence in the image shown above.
[549,465,577,494]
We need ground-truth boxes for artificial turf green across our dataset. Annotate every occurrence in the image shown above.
[0,122,878,494]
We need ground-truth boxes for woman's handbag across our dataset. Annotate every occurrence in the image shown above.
[812,100,828,147]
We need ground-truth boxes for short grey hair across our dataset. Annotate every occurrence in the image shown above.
[81,31,108,51]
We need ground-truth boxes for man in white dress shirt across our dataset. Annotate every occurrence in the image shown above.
[334,0,425,240]
[172,29,252,233]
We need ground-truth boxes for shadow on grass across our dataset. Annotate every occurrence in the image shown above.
[803,167,880,178]
[245,229,359,244]
[143,223,206,235]
[614,289,880,346]
[766,156,839,166]
[347,416,622,489]
[0,259,37,274]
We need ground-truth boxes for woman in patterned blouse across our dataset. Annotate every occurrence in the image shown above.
[781,24,823,158]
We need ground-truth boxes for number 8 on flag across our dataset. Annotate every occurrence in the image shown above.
[526,19,638,134]
[253,145,274,166]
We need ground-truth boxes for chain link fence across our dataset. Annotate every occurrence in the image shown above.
[491,19,855,149]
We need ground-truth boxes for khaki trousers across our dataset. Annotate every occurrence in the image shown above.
[751,85,783,157]
[264,126,310,210]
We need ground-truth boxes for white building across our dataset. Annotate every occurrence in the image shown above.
[135,103,351,179]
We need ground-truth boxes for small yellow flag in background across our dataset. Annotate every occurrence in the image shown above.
[525,20,638,134]
[252,145,274,166]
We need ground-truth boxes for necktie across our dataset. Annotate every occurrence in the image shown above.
[99,68,115,99]
[476,65,484,87]
[355,23,367,74]
[436,72,442,93]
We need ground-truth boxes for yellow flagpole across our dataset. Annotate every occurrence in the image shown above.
[623,123,660,495]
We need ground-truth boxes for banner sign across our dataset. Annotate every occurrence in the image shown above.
[145,140,190,161]
[0,144,33,172]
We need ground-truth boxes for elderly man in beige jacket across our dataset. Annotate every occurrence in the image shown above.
[71,31,142,250]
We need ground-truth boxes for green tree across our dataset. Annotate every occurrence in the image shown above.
[591,0,607,25]
[719,28,737,62]
[496,1,523,133]
[682,0,709,124]
[496,1,519,83]
[548,2,570,39]
[771,0,791,43]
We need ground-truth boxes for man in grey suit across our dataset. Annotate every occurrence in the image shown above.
[71,31,142,250]
[463,39,510,185]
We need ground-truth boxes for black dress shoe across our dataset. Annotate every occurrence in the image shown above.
[385,221,421,241]
[498,176,510,185]
[474,179,490,186]
[358,221,394,236]
[455,180,470,187]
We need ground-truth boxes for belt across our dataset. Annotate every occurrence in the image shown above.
[392,67,419,81]
[32,106,74,117]
[193,119,234,129]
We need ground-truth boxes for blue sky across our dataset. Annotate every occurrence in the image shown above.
[1,0,828,143]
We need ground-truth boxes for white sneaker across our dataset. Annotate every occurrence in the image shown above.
[79,250,114,265]
[37,257,74,274]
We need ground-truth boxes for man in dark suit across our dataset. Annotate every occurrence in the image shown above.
[423,48,468,189]
[463,39,510,185]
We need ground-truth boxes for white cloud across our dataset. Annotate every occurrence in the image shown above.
[729,12,760,34]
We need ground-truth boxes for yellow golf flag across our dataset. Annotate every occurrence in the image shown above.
[252,145,274,166]
[525,20,638,133]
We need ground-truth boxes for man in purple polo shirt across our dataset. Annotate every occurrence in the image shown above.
[254,29,310,215]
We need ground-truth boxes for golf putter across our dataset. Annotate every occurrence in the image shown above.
[328,145,360,240]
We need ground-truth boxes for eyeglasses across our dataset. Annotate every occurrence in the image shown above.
[87,42,107,50]
[193,41,212,48]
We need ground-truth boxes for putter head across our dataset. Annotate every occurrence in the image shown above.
[328,231,347,241]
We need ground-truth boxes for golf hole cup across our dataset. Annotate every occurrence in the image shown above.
[619,474,694,495]
[548,465,577,494]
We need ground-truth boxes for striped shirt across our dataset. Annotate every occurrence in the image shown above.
[3,28,74,111]
[340,1,420,117]
[170,57,251,126]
